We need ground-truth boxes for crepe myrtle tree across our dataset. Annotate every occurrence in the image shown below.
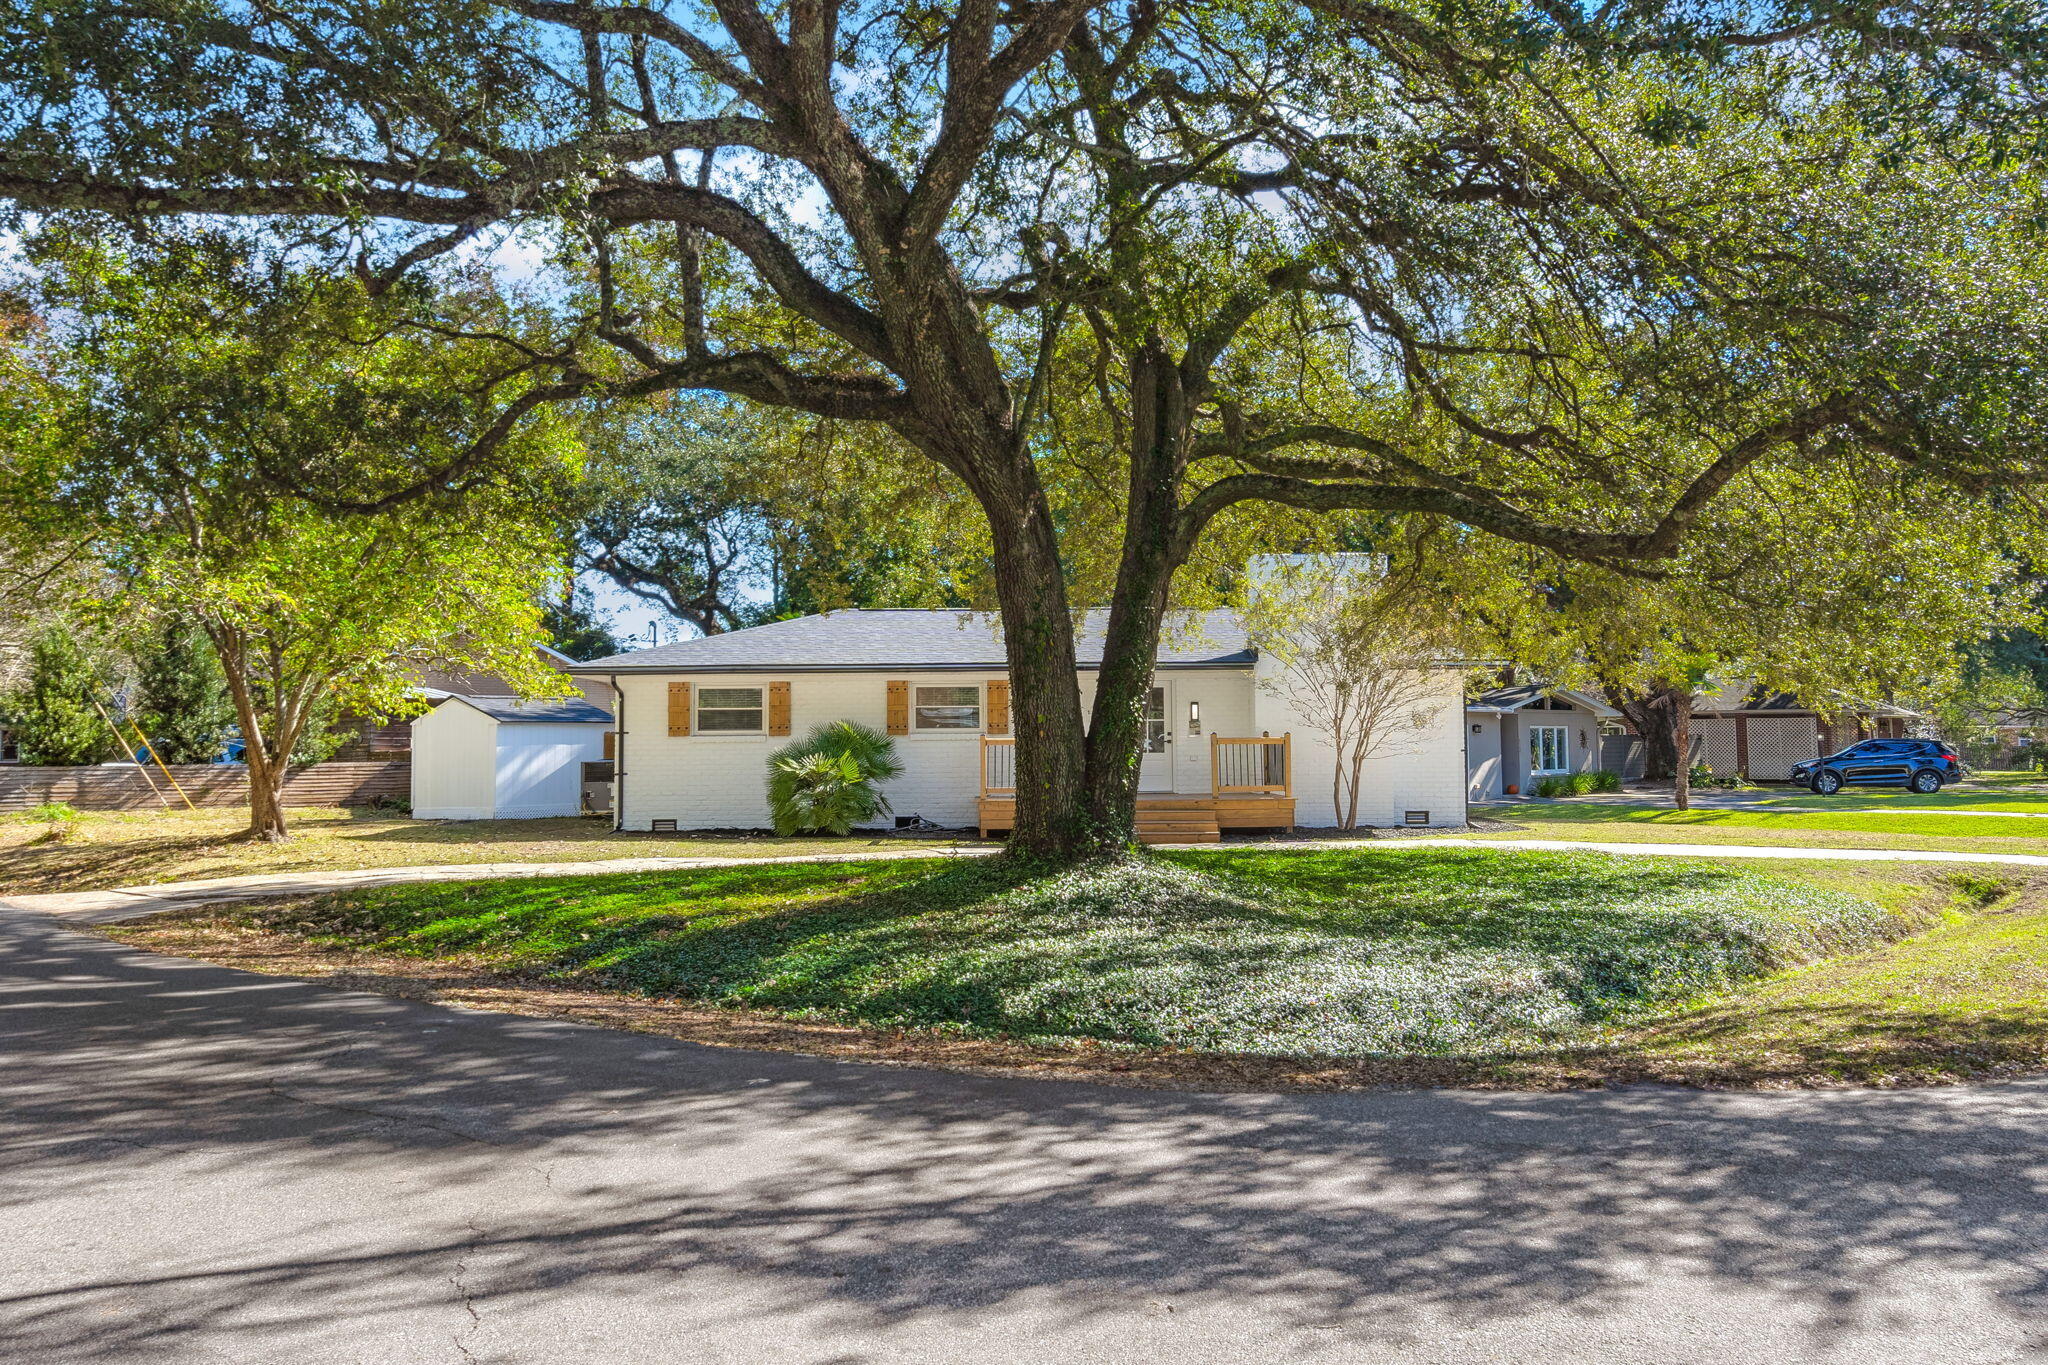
[6,0,2046,859]
[1243,558,1462,829]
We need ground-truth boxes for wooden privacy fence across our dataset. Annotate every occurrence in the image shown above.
[0,760,410,813]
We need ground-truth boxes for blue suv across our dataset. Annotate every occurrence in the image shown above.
[1790,739,1964,795]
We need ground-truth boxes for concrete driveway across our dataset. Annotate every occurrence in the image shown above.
[4,902,2047,1364]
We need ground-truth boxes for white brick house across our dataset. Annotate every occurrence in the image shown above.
[569,607,1471,838]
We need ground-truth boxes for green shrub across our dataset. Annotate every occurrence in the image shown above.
[23,801,79,822]
[1689,761,1741,790]
[766,721,904,835]
[1533,770,1622,797]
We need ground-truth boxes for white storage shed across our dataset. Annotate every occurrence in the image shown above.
[410,695,613,820]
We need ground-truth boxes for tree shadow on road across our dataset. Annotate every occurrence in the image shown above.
[4,906,2048,1361]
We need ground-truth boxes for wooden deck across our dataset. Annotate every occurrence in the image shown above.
[976,792,1295,844]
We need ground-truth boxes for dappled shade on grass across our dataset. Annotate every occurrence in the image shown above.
[258,848,1899,1057]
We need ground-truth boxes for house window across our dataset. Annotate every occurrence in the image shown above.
[914,684,982,730]
[697,686,764,733]
[1529,725,1568,774]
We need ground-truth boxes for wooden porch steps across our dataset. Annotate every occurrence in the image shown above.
[1135,805,1221,844]
[978,792,1287,842]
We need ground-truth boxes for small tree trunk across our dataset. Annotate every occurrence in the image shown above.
[244,749,290,841]
[1345,749,1365,831]
[204,622,299,841]
[1674,703,1693,812]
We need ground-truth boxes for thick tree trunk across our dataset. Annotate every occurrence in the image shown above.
[1603,679,1691,780]
[1078,339,1198,856]
[985,475,1093,861]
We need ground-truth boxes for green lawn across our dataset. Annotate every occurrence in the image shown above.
[192,847,1908,1057]
[0,805,967,894]
[1764,790,2048,813]
[1465,800,2048,854]
[1614,875,2048,1083]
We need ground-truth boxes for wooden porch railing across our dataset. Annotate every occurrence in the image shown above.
[981,736,1016,794]
[979,733,1292,797]
[1212,732,1291,794]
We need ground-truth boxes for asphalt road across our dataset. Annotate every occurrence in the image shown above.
[5,901,2048,1364]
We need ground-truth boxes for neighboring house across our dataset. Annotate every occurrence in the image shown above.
[1963,708,2048,769]
[1467,681,1926,794]
[409,696,614,820]
[1465,686,1616,799]
[566,607,1472,839]
[1669,687,1921,781]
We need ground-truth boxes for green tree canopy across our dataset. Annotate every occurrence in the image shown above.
[5,230,582,836]
[1,626,117,766]
[5,0,2045,855]
[130,617,236,764]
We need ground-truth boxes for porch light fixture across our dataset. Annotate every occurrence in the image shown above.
[1188,701,1201,735]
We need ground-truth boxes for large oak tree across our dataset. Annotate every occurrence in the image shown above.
[5,0,2046,857]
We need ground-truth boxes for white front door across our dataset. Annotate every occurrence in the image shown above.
[1139,683,1173,790]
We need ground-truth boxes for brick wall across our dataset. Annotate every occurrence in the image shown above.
[1254,663,1470,827]
[616,671,1008,831]
[612,666,1472,832]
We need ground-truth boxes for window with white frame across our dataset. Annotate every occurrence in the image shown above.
[1528,724,1568,774]
[697,686,764,732]
[914,684,982,730]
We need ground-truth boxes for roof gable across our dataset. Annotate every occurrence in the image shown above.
[1467,685,1619,717]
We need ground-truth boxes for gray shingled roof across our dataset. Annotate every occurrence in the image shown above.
[445,695,614,724]
[573,608,1256,673]
[1467,685,1618,716]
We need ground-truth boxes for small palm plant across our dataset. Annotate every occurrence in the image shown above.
[766,721,905,835]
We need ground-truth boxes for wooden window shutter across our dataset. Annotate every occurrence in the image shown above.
[985,679,1010,735]
[667,681,691,736]
[886,680,910,736]
[602,731,616,761]
[768,681,792,736]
